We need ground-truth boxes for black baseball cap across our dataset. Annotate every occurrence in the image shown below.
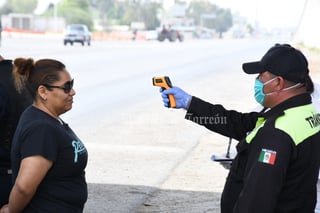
[242,44,309,83]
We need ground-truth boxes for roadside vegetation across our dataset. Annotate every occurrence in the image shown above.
[0,0,239,36]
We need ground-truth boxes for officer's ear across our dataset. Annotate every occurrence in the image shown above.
[275,76,286,91]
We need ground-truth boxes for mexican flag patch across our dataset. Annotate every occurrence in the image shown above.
[258,149,276,165]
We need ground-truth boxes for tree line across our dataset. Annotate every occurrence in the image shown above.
[0,0,233,34]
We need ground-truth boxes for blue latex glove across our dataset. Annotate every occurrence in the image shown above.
[160,86,192,109]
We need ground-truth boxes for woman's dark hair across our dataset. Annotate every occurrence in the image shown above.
[13,58,66,99]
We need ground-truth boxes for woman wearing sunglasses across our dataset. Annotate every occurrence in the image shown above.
[0,58,88,213]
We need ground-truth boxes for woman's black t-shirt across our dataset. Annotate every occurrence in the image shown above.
[11,106,88,212]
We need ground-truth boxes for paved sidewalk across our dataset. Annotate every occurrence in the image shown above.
[136,132,231,213]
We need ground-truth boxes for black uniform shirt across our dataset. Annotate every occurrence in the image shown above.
[0,85,8,162]
[186,93,320,213]
[0,59,32,167]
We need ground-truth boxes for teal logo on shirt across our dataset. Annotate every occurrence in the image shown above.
[72,140,86,163]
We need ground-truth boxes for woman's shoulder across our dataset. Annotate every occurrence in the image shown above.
[20,106,60,129]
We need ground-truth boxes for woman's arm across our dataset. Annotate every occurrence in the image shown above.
[8,156,52,213]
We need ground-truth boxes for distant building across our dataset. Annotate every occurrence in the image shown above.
[1,13,65,32]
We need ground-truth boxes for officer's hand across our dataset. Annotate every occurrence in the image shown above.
[161,86,192,109]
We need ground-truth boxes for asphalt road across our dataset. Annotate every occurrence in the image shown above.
[0,34,299,212]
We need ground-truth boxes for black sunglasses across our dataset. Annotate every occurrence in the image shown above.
[43,79,74,94]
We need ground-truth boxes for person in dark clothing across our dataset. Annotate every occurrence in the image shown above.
[158,44,320,212]
[0,58,88,213]
[0,18,2,46]
[0,56,32,207]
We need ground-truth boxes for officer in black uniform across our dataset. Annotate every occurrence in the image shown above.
[159,44,320,212]
[0,17,2,46]
[0,57,32,206]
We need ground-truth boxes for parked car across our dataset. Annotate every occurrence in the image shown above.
[63,24,91,46]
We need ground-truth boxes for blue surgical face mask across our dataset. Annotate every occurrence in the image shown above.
[254,77,277,105]
[254,77,302,105]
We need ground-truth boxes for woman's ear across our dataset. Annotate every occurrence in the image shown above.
[38,85,48,101]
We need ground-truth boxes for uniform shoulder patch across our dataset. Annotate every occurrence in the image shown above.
[258,149,276,165]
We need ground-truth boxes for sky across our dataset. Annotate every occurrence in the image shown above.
[210,0,307,30]
[34,0,62,14]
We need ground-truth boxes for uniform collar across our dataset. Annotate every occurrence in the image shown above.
[262,93,312,119]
